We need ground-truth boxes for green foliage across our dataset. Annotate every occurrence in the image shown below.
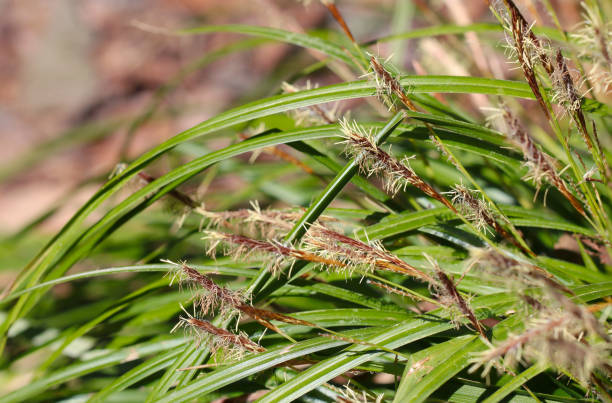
[1,1,610,402]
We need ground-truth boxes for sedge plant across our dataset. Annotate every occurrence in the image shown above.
[0,1,611,402]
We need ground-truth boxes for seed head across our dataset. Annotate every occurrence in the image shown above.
[198,201,336,239]
[550,51,582,114]
[496,0,554,118]
[331,381,384,403]
[500,107,586,216]
[570,3,612,95]
[172,308,265,362]
[202,224,433,282]
[340,118,456,212]
[304,223,434,282]
[203,231,300,275]
[367,55,417,112]
[424,254,486,338]
[467,248,569,295]
[448,185,496,235]
[470,300,611,384]
[165,260,247,317]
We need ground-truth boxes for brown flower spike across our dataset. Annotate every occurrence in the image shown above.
[340,118,457,213]
[449,185,533,255]
[502,108,586,217]
[172,310,265,362]
[424,254,486,339]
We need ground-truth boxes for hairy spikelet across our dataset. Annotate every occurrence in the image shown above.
[498,0,554,118]
[550,51,599,161]
[500,107,586,216]
[202,229,377,277]
[167,260,317,338]
[467,248,569,295]
[570,3,612,95]
[424,254,486,338]
[470,295,611,384]
[304,223,434,281]
[203,231,303,275]
[329,381,384,403]
[449,185,496,235]
[202,225,433,281]
[165,260,247,317]
[448,185,533,254]
[172,310,265,362]
[340,118,457,212]
[550,51,583,115]
[238,304,316,328]
[550,51,609,178]
[367,55,418,112]
[198,201,336,238]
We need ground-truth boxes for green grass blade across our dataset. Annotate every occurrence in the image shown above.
[255,320,453,403]
[0,264,253,305]
[394,335,478,403]
[87,348,183,403]
[354,208,455,240]
[393,337,483,403]
[482,364,548,403]
[155,329,374,403]
[0,339,186,403]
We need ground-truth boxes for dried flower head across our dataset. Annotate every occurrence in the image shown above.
[448,185,496,235]
[367,55,417,112]
[550,51,606,177]
[448,185,533,254]
[202,230,349,276]
[500,107,586,216]
[165,260,248,317]
[470,297,611,384]
[467,248,569,295]
[172,308,265,362]
[167,260,318,339]
[550,51,583,115]
[501,108,554,188]
[198,201,336,239]
[202,223,433,282]
[340,118,457,212]
[239,304,317,329]
[570,3,612,95]
[424,254,486,338]
[331,381,384,403]
[204,231,291,275]
[304,223,434,281]
[497,0,554,118]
